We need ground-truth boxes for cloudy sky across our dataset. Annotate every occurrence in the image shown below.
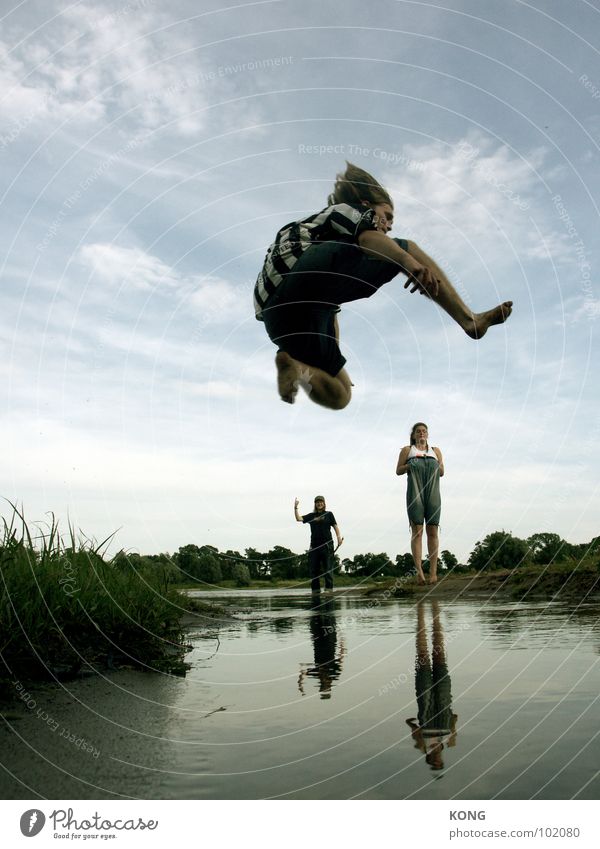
[1,0,599,563]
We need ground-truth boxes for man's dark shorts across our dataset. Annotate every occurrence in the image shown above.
[262,238,409,376]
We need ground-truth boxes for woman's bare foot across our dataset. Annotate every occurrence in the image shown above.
[416,571,426,586]
[428,576,438,585]
[465,301,513,339]
[275,351,300,403]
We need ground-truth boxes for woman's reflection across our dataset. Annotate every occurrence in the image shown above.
[406,600,457,770]
[298,597,346,699]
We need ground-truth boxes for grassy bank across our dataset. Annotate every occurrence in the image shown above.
[374,558,600,601]
[0,509,192,681]
[505,557,600,599]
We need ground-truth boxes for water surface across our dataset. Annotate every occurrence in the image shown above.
[1,591,598,799]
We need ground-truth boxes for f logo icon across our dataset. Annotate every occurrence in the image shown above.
[19,810,46,837]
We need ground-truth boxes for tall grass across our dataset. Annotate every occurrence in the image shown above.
[0,505,189,679]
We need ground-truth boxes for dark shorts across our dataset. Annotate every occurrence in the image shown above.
[262,238,408,376]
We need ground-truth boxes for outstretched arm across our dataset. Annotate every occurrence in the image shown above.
[396,445,411,475]
[294,498,303,522]
[358,230,440,297]
[360,233,513,340]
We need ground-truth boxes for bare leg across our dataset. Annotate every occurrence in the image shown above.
[426,524,439,584]
[416,601,429,667]
[275,351,351,410]
[410,523,425,584]
[407,241,512,339]
[431,600,445,663]
[274,312,353,409]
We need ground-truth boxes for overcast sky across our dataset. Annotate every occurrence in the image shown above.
[1,0,599,563]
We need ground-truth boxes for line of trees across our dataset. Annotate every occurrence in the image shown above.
[468,531,599,571]
[111,531,599,585]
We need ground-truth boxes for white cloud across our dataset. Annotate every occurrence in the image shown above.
[0,47,52,123]
[523,233,570,261]
[188,277,249,324]
[187,380,240,399]
[1,1,277,139]
[78,241,249,326]
[380,134,550,269]
[78,243,181,291]
[1,3,210,133]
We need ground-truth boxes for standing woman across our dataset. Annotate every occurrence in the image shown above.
[396,423,444,584]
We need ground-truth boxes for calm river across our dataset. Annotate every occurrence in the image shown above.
[1,591,599,799]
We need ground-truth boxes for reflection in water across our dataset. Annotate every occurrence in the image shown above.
[406,600,458,770]
[298,598,346,699]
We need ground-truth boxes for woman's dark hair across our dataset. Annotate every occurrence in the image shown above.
[328,161,393,208]
[410,422,428,445]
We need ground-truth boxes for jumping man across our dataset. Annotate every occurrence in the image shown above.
[254,162,512,410]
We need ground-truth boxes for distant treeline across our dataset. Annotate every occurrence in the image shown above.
[115,531,600,586]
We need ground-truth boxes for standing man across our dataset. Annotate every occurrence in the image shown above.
[294,495,343,594]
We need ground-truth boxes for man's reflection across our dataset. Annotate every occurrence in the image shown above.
[406,600,457,770]
[298,597,346,699]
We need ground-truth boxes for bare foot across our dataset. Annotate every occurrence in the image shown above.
[416,572,426,586]
[275,351,300,403]
[466,301,513,339]
[429,576,438,585]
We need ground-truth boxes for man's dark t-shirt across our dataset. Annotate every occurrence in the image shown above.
[302,511,337,549]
